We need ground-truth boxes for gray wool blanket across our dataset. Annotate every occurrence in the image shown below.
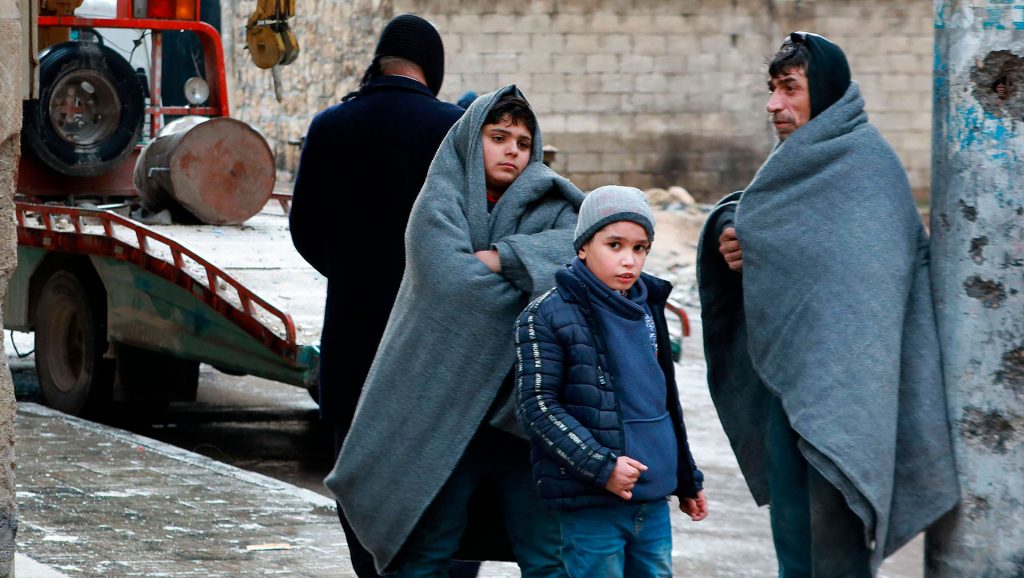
[697,82,958,570]
[325,85,584,573]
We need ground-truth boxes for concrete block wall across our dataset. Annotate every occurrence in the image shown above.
[224,0,934,200]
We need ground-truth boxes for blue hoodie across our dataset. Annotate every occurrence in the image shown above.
[573,259,679,501]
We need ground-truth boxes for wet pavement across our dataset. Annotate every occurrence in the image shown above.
[16,402,353,577]
[12,343,927,577]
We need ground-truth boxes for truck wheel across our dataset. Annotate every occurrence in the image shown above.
[23,41,144,177]
[35,271,113,415]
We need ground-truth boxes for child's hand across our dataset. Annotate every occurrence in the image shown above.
[680,490,709,521]
[605,456,648,500]
[474,250,501,273]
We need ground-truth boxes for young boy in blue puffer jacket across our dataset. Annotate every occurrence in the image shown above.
[514,185,708,578]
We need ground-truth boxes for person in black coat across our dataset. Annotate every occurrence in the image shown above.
[289,13,465,578]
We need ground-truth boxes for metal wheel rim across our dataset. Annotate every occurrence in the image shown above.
[48,69,122,146]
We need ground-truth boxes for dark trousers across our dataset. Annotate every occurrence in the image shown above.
[765,395,873,578]
[393,427,566,578]
[332,425,480,578]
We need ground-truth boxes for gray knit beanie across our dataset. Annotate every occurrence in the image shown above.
[573,186,655,252]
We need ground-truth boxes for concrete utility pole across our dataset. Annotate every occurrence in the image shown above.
[927,1,1024,576]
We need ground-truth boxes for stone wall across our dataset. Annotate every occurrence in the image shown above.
[0,0,19,574]
[224,0,933,200]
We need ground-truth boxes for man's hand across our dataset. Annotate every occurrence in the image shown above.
[605,456,648,500]
[718,227,743,272]
[474,250,501,273]
[680,490,709,521]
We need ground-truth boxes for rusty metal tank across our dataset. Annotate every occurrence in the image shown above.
[133,116,275,225]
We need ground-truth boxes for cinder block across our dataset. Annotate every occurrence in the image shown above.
[552,92,585,112]
[448,14,482,33]
[888,53,921,74]
[516,52,553,75]
[635,113,671,134]
[528,0,556,14]
[605,34,633,54]
[648,14,688,34]
[589,11,624,32]
[586,54,620,73]
[528,92,555,114]
[618,14,655,34]
[567,34,603,54]
[532,73,568,93]
[462,73,501,94]
[635,34,668,55]
[623,172,657,191]
[879,35,911,53]
[485,53,520,74]
[600,73,634,93]
[518,13,553,30]
[687,53,717,76]
[699,34,732,54]
[601,152,638,172]
[462,34,496,54]
[479,13,508,32]
[652,55,687,74]
[636,73,669,93]
[541,114,568,133]
[584,93,622,113]
[565,73,587,93]
[448,53,484,74]
[621,54,655,74]
[567,152,603,172]
[532,33,565,54]
[551,13,588,33]
[566,113,601,133]
[551,54,587,73]
[495,33,533,52]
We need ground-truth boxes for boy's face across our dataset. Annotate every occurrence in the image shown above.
[481,115,531,194]
[577,221,650,292]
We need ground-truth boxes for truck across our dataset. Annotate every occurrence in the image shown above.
[6,0,322,416]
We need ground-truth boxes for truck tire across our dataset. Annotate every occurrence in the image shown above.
[23,41,144,177]
[35,271,114,416]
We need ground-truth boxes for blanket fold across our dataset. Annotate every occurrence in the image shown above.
[697,82,958,570]
[325,85,584,573]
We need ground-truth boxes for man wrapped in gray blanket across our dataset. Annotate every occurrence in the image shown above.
[697,32,959,577]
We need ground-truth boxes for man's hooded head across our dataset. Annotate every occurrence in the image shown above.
[769,32,851,120]
[358,14,445,96]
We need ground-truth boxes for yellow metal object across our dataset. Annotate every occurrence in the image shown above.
[245,0,298,69]
[246,25,283,70]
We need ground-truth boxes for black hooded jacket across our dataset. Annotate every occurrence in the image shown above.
[290,75,463,426]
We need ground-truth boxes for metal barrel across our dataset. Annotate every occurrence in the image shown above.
[133,116,275,225]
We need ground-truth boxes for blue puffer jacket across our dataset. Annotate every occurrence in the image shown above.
[514,264,704,511]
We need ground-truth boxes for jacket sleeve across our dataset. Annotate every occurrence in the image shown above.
[289,116,330,276]
[674,417,705,498]
[514,299,617,487]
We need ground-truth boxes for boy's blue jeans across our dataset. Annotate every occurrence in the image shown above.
[557,500,673,578]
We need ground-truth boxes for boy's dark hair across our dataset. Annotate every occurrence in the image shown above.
[768,37,811,78]
[483,95,537,137]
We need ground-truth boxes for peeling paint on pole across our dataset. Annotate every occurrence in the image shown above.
[927,1,1024,575]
